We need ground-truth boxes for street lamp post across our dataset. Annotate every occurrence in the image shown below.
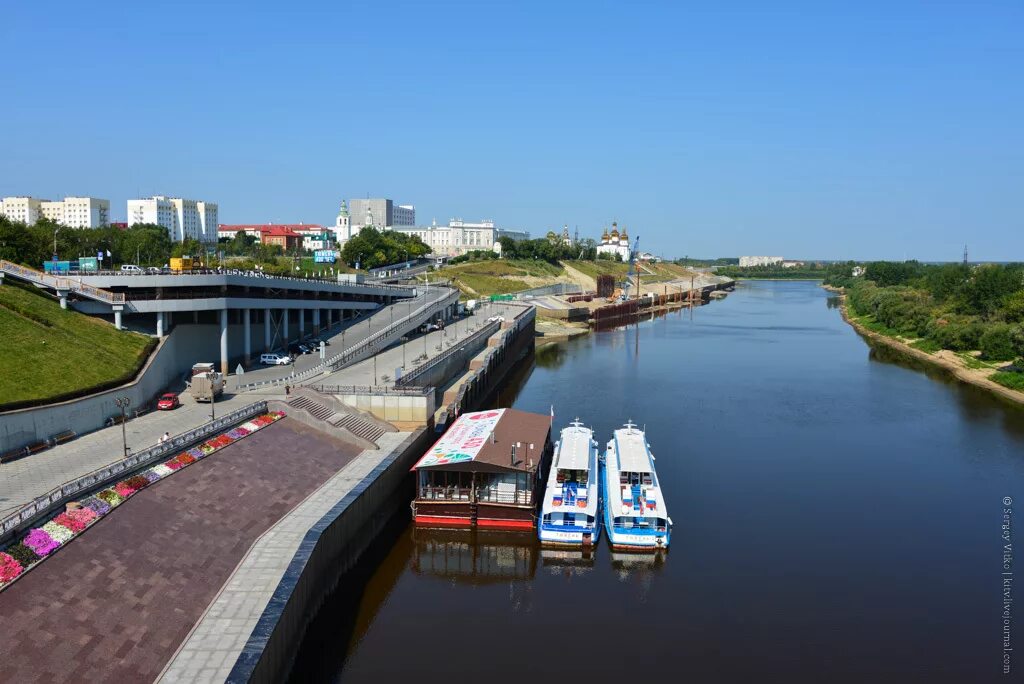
[114,396,131,458]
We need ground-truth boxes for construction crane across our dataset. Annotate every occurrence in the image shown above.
[621,235,641,301]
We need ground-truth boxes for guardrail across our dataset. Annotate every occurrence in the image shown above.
[396,318,502,387]
[235,287,460,392]
[0,401,267,543]
[1,259,126,304]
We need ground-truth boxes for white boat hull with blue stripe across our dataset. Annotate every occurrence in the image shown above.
[539,420,601,547]
[602,421,671,551]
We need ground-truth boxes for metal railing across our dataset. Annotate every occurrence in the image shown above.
[1,259,126,304]
[0,401,267,542]
[396,318,502,387]
[236,286,459,392]
[312,384,432,396]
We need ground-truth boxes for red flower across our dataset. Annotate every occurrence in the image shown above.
[0,553,23,585]
[53,512,88,533]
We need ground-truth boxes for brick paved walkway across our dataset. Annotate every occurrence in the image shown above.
[0,419,359,682]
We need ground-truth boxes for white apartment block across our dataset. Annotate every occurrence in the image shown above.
[739,255,785,267]
[128,196,218,242]
[397,219,530,257]
[0,197,43,225]
[39,197,110,228]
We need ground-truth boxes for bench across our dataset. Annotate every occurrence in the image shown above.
[49,430,76,446]
[0,447,30,464]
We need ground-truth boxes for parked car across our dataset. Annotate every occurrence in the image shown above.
[145,266,162,275]
[156,392,180,410]
[260,352,291,366]
[297,343,313,354]
[120,264,143,274]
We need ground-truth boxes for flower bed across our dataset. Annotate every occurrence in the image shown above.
[0,411,285,593]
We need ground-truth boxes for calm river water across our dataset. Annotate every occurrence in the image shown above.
[292,280,1024,683]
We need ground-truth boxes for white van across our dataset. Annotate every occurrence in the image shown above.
[260,352,291,366]
[120,264,144,274]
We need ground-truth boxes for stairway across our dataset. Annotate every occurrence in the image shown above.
[287,395,334,421]
[329,413,385,443]
[288,394,386,445]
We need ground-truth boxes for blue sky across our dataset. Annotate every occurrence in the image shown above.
[2,1,1021,261]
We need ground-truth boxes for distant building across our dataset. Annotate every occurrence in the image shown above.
[334,200,357,244]
[396,219,529,257]
[0,197,43,225]
[217,223,334,251]
[349,198,416,230]
[1,196,109,227]
[739,255,784,267]
[128,196,218,243]
[596,222,631,261]
[781,260,805,269]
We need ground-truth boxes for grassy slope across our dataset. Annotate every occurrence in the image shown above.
[0,281,153,405]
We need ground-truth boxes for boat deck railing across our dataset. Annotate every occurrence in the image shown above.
[416,486,533,505]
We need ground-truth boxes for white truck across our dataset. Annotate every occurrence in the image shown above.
[189,362,224,402]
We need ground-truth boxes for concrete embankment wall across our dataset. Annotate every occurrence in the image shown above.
[0,323,253,453]
[227,428,434,684]
[438,307,536,426]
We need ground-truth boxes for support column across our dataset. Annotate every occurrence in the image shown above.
[57,290,68,309]
[313,309,320,333]
[114,307,123,330]
[264,308,272,351]
[243,308,251,366]
[283,308,289,346]
[193,310,199,324]
[299,309,305,338]
[156,311,164,337]
[219,308,229,376]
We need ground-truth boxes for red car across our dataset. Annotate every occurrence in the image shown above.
[157,393,180,410]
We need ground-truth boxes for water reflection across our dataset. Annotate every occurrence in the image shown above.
[411,528,537,583]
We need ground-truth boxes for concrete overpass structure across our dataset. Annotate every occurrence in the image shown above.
[1,262,418,375]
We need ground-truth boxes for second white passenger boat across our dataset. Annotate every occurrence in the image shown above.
[538,419,601,547]
[601,421,671,551]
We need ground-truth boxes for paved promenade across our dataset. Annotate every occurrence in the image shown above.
[159,430,412,682]
[0,419,362,682]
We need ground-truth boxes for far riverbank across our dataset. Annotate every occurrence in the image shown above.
[833,291,1024,409]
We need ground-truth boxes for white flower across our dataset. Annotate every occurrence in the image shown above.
[153,464,174,477]
[42,521,74,544]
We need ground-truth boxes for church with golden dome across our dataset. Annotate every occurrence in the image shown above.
[596,222,632,261]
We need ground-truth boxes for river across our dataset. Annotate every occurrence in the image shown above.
[291,280,1024,683]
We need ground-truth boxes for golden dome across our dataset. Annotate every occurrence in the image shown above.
[621,227,629,240]
[601,227,610,240]
[610,228,619,238]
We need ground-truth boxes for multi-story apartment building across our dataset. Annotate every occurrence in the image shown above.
[738,255,785,267]
[396,219,530,257]
[40,197,110,228]
[0,197,43,225]
[128,196,218,242]
[1,196,109,227]
[348,198,416,230]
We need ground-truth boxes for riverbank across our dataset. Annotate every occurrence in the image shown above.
[835,293,1024,408]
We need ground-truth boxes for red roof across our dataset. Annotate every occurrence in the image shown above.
[218,223,325,237]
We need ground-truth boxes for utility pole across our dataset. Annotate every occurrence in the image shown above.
[114,396,131,458]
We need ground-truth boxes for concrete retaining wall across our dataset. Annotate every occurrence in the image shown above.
[333,392,436,425]
[0,322,252,453]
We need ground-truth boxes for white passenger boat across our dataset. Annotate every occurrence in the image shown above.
[538,420,601,547]
[601,421,671,551]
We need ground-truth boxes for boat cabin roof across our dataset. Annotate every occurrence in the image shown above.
[413,408,551,473]
[556,421,593,471]
[614,424,652,474]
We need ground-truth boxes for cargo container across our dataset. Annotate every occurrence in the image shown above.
[43,260,71,274]
[189,363,224,402]
[170,256,194,273]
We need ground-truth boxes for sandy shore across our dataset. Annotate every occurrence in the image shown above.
[835,293,1024,408]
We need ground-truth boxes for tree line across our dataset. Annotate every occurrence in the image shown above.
[826,261,1024,362]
